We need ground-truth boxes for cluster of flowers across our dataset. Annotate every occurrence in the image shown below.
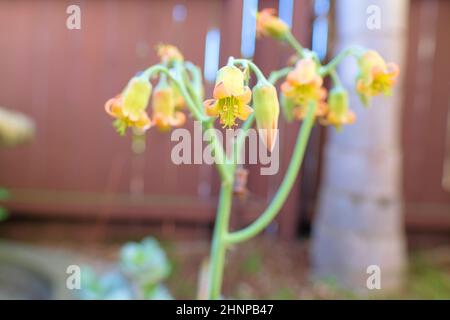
[257,9,399,130]
[105,44,186,135]
[280,51,399,128]
[105,8,399,143]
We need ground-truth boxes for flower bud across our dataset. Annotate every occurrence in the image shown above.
[322,87,355,130]
[253,81,280,152]
[329,87,348,115]
[122,76,152,122]
[256,9,289,40]
[153,87,175,118]
[156,44,184,66]
[152,78,186,131]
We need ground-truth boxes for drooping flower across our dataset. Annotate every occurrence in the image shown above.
[105,76,152,135]
[253,81,280,152]
[356,50,399,106]
[281,58,328,120]
[203,66,253,128]
[256,8,289,40]
[157,44,184,66]
[151,78,186,131]
[320,87,356,130]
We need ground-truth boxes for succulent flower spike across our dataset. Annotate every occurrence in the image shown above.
[152,77,186,131]
[157,44,184,66]
[105,76,152,135]
[203,66,253,128]
[356,50,399,106]
[281,58,328,120]
[253,81,280,152]
[256,8,289,40]
[320,87,356,130]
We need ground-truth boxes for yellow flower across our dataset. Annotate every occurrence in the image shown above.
[256,8,289,40]
[105,76,152,135]
[356,50,399,105]
[253,81,280,152]
[152,82,186,131]
[203,66,253,128]
[105,95,151,135]
[320,87,356,130]
[157,44,184,66]
[281,58,328,120]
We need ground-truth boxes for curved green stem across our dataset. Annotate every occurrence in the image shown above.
[233,59,266,82]
[285,31,306,58]
[184,61,204,98]
[179,62,204,108]
[330,70,343,87]
[320,45,364,76]
[268,67,292,84]
[225,101,317,244]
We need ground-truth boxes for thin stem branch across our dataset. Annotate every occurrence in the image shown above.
[268,67,292,84]
[232,59,266,82]
[184,61,204,98]
[330,70,343,87]
[285,32,306,58]
[319,45,364,76]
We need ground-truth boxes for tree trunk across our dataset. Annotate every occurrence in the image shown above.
[311,0,408,293]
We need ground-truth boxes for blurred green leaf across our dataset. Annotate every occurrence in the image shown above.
[241,251,262,275]
[0,207,8,221]
[0,188,9,200]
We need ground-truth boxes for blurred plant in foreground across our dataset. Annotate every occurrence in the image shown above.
[104,9,399,299]
[0,107,34,147]
[78,237,172,300]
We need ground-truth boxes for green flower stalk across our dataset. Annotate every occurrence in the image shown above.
[103,7,399,300]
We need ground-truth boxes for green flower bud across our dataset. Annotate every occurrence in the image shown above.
[253,81,280,152]
[324,87,356,130]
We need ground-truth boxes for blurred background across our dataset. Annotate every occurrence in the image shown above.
[0,0,448,299]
